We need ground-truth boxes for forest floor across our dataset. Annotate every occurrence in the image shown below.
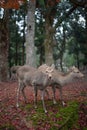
[0,73,87,130]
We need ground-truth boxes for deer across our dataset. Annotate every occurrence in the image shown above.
[16,65,53,113]
[38,64,55,97]
[38,64,65,103]
[16,65,37,106]
[10,65,21,80]
[38,65,84,106]
[51,66,84,106]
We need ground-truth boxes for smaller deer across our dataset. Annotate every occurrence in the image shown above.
[51,66,84,106]
[38,65,84,105]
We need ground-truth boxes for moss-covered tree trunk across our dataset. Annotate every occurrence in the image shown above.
[0,10,9,81]
[43,16,55,66]
[25,0,36,67]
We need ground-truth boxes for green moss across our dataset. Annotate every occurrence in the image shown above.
[55,101,79,129]
[83,128,87,130]
[0,123,16,130]
[80,91,87,96]
[25,100,82,129]
[24,103,32,110]
[50,126,59,130]
[31,111,47,127]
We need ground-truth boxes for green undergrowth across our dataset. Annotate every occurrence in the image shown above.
[0,123,16,130]
[24,100,83,130]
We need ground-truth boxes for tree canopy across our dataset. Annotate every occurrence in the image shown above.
[0,0,87,10]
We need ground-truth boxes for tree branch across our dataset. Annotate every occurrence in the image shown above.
[55,5,77,29]
[70,0,87,7]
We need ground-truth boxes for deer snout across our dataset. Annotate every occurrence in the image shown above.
[80,73,84,78]
[48,74,52,79]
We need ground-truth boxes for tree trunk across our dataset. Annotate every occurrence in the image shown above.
[60,25,66,71]
[44,17,54,65]
[25,0,36,67]
[15,31,18,65]
[0,10,9,81]
[22,13,26,65]
[84,7,87,64]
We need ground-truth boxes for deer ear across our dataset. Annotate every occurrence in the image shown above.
[73,66,76,69]
[71,66,75,69]
[46,67,49,72]
[69,66,74,71]
[51,64,55,69]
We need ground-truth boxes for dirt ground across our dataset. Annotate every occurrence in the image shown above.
[0,75,87,130]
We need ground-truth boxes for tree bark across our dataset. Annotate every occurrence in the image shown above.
[43,3,76,66]
[25,0,36,67]
[43,16,55,66]
[0,10,9,81]
[40,2,58,66]
[22,12,26,65]
[84,7,87,64]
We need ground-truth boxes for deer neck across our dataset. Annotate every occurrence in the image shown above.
[59,73,74,86]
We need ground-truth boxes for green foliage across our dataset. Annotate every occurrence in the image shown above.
[0,123,16,130]
[9,7,26,67]
[55,101,79,128]
[38,0,45,8]
[24,100,81,130]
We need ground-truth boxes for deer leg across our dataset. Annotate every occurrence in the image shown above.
[11,73,15,81]
[17,81,26,107]
[52,86,57,104]
[59,88,65,106]
[41,89,47,113]
[21,83,27,103]
[16,82,21,107]
[45,89,50,99]
[33,86,38,109]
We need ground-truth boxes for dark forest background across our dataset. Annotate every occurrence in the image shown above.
[0,0,87,81]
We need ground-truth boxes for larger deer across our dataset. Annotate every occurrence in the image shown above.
[10,65,21,80]
[16,65,53,113]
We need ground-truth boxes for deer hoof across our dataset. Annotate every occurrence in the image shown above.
[53,100,57,105]
[16,103,19,108]
[62,101,66,107]
[45,110,48,114]
[34,105,37,109]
